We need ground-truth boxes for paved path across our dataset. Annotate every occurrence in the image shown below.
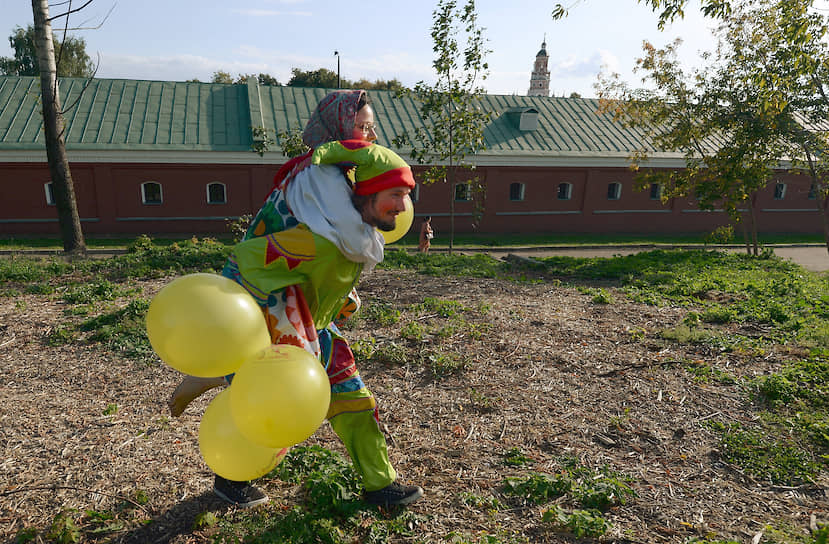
[478,245,829,272]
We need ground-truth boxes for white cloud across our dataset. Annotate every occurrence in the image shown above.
[596,49,621,75]
[96,53,275,82]
[552,51,606,79]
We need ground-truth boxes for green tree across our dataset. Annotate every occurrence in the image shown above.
[277,124,310,158]
[720,0,829,254]
[597,39,777,255]
[552,0,731,29]
[392,0,491,253]
[282,68,404,90]
[30,0,88,254]
[210,70,234,84]
[0,24,94,78]
[206,72,281,85]
[257,73,281,86]
[287,67,344,88]
[352,77,407,92]
[595,0,829,256]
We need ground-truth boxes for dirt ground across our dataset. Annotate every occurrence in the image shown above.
[1,267,827,543]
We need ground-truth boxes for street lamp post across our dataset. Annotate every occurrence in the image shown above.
[334,51,340,89]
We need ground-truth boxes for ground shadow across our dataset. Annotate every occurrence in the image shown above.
[114,491,227,544]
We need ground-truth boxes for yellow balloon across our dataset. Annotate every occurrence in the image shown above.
[229,345,331,448]
[146,273,272,378]
[379,194,414,244]
[199,389,288,481]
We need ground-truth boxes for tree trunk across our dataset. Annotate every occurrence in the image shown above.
[748,194,759,256]
[32,0,86,255]
[448,167,455,256]
[823,192,829,257]
[739,215,751,255]
[447,107,455,256]
[803,146,829,256]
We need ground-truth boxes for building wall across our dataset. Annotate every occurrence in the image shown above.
[0,161,823,238]
[0,161,275,236]
[412,165,823,236]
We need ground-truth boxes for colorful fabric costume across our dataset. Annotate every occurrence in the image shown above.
[222,134,414,491]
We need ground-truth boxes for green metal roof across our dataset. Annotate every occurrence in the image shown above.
[0,75,662,158]
[0,76,253,151]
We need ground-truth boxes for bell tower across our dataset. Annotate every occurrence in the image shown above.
[527,37,550,97]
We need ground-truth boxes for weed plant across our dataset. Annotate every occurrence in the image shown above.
[212,446,424,544]
[502,447,533,467]
[754,359,829,408]
[362,302,401,327]
[502,459,635,539]
[723,358,829,483]
[541,505,611,538]
[710,421,822,485]
[79,299,153,362]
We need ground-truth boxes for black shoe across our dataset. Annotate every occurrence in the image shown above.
[213,475,269,507]
[364,481,424,506]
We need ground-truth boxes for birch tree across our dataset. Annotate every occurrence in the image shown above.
[393,0,490,253]
[31,0,92,254]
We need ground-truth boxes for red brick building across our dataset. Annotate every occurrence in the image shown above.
[0,75,822,238]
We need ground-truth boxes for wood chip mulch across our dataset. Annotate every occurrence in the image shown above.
[1,267,826,543]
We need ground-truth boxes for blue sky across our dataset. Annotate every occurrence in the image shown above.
[1,0,719,97]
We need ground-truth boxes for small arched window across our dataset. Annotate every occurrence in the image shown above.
[509,182,525,201]
[44,182,55,206]
[773,182,786,200]
[207,182,227,204]
[607,182,622,200]
[649,183,662,200]
[141,181,163,205]
[410,183,420,203]
[557,182,572,200]
[809,183,818,200]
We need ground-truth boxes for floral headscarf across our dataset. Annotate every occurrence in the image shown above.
[302,90,365,148]
[273,90,366,192]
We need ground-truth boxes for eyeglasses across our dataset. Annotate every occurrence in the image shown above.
[356,122,377,134]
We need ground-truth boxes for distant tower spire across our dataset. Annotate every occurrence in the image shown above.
[527,37,550,97]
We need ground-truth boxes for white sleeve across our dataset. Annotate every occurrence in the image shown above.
[285,165,385,267]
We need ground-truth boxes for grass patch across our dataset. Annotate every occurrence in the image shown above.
[753,359,829,409]
[711,421,822,485]
[423,349,468,378]
[684,360,738,385]
[380,250,518,279]
[210,445,426,544]
[660,325,767,356]
[61,278,140,304]
[502,447,533,467]
[80,299,154,362]
[538,249,829,346]
[502,458,635,511]
[361,301,401,327]
[412,297,466,318]
[542,505,611,539]
[459,491,502,512]
[502,458,635,539]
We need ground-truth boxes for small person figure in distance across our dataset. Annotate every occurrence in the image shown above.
[418,216,433,254]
